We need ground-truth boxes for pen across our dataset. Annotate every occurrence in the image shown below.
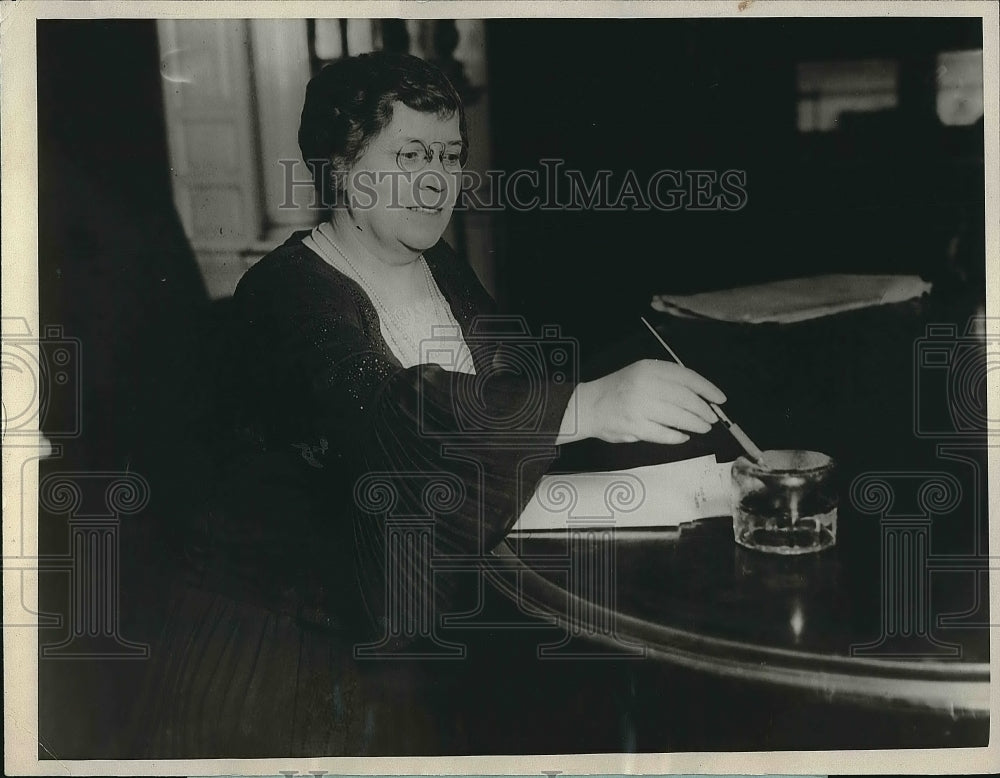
[640,316,766,464]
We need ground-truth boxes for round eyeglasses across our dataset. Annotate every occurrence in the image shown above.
[396,140,467,173]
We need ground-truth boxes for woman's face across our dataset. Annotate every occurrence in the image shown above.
[343,102,463,265]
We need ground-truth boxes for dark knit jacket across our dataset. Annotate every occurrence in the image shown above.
[185,231,577,640]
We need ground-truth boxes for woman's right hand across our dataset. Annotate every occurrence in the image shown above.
[558,359,727,445]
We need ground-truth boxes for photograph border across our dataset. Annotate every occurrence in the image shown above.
[3,0,999,774]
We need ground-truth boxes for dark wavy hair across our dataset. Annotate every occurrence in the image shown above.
[298,51,468,206]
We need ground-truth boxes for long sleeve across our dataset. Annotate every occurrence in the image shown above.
[231,238,577,639]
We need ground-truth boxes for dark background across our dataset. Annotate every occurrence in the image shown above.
[487,18,985,349]
[34,17,988,758]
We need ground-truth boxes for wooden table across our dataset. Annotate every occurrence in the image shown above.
[481,292,990,749]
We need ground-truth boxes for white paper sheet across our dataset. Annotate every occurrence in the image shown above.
[509,455,734,532]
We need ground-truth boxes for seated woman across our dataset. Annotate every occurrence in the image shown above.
[130,50,728,758]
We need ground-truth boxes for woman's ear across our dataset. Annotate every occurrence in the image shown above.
[327,157,349,209]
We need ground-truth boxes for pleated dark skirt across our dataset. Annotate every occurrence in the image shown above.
[127,578,467,758]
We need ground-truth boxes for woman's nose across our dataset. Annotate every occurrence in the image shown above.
[424,174,443,192]
[418,166,448,193]
[413,168,451,209]
[426,153,449,181]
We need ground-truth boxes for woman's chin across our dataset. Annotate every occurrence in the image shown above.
[400,223,449,251]
[406,237,444,254]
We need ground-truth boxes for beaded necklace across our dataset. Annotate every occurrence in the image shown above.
[308,224,476,374]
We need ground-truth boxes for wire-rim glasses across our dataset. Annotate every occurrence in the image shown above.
[396,140,467,173]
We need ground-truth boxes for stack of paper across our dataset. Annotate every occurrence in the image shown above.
[651,274,932,325]
[510,455,733,533]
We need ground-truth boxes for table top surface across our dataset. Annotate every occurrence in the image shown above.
[492,296,991,715]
